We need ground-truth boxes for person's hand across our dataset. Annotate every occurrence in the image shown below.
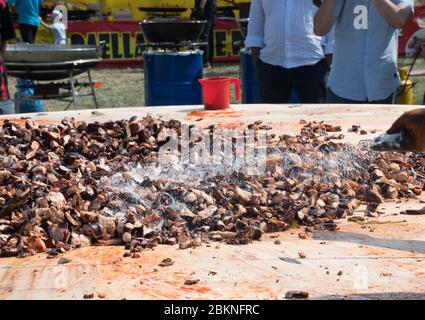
[372,108,425,152]
[39,17,48,28]
[251,47,260,65]
[325,54,333,67]
[198,6,205,16]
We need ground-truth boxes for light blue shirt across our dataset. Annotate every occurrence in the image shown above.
[48,23,67,45]
[328,0,414,102]
[7,0,42,27]
[246,0,334,69]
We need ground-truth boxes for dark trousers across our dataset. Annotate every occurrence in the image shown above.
[199,14,216,65]
[256,59,328,104]
[326,88,395,104]
[19,24,38,43]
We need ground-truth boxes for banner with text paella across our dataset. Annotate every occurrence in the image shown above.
[65,19,241,67]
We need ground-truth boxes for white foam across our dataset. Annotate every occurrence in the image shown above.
[103,142,374,214]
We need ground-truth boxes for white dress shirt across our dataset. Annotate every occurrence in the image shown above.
[246,0,334,69]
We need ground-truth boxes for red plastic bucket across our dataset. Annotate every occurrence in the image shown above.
[198,77,241,110]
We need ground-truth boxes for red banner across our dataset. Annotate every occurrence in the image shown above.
[67,19,241,67]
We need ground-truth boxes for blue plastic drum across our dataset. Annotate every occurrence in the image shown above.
[240,48,261,104]
[144,50,203,106]
[14,79,45,113]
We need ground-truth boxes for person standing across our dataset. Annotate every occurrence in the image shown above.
[0,0,16,115]
[40,9,67,45]
[7,0,42,43]
[246,0,333,104]
[314,0,414,104]
[193,0,217,68]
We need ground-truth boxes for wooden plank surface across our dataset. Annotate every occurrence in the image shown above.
[1,103,424,300]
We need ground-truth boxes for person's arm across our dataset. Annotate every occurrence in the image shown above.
[372,108,425,152]
[39,18,50,29]
[372,0,413,29]
[314,0,337,36]
[245,0,264,64]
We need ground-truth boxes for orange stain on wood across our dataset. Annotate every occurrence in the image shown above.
[0,117,56,127]
[215,122,245,129]
[180,285,212,294]
[185,109,242,121]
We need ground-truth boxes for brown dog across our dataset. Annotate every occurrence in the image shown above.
[372,108,425,152]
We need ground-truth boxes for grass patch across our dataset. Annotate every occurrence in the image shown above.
[7,63,239,112]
